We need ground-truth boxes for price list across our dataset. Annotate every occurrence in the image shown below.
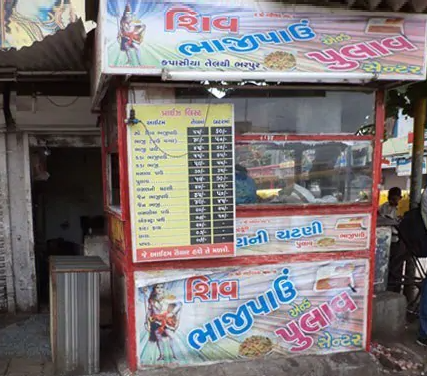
[211,127,234,244]
[128,104,235,263]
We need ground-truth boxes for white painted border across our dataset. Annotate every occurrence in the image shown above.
[23,133,37,309]
[362,258,370,350]
[100,1,427,81]
[133,257,370,369]
[0,130,15,312]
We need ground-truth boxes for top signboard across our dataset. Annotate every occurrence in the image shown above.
[101,0,427,81]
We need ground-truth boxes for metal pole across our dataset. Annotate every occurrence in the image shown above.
[404,98,427,300]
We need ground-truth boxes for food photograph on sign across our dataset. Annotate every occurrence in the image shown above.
[135,259,368,368]
[104,0,427,80]
[236,214,371,256]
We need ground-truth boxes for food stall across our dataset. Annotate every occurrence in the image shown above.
[92,0,427,372]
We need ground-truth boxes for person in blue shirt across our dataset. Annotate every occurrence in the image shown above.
[235,164,257,205]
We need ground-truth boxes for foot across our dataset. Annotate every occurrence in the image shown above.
[157,355,164,361]
[416,337,427,347]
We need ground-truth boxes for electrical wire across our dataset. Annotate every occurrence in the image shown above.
[46,96,79,107]
[128,88,213,159]
[133,104,212,159]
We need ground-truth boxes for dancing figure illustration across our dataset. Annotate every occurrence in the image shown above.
[119,3,145,65]
[144,284,182,361]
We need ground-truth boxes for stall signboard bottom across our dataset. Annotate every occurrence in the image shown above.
[236,213,371,256]
[128,104,235,263]
[103,0,427,80]
[135,259,368,368]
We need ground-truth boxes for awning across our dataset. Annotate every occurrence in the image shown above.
[0,19,95,73]
[382,136,410,156]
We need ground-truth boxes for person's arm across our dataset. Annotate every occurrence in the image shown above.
[145,301,152,330]
[379,203,394,219]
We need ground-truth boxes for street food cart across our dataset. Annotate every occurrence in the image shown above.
[92,0,427,372]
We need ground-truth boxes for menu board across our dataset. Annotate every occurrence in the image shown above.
[128,104,235,263]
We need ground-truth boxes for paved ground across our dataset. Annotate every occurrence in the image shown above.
[0,314,118,376]
[0,313,426,376]
[371,318,427,375]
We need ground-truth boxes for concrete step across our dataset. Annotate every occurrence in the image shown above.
[118,352,380,376]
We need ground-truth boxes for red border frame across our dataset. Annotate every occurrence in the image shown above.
[115,86,138,371]
[365,90,384,350]
[103,85,383,373]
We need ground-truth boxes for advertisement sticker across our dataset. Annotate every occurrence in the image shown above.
[236,214,371,256]
[103,0,427,80]
[135,259,368,367]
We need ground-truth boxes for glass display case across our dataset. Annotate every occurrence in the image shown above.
[235,140,373,206]
[176,88,375,209]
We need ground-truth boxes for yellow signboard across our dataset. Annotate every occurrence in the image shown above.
[128,104,235,263]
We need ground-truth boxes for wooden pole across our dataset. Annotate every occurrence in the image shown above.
[404,98,427,300]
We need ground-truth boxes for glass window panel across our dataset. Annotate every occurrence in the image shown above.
[108,152,121,208]
[235,140,373,206]
[103,90,118,148]
[176,89,375,134]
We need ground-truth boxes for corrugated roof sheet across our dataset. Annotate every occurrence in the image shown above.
[0,19,90,72]
[50,256,109,273]
[281,0,427,12]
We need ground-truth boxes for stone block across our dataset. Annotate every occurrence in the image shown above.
[0,359,9,376]
[372,291,407,339]
[6,358,43,375]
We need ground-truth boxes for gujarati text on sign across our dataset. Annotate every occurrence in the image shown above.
[128,104,235,262]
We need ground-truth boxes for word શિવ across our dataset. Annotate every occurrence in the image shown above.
[275,291,358,352]
[165,6,239,34]
[187,268,298,351]
[306,35,417,71]
[185,276,239,303]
